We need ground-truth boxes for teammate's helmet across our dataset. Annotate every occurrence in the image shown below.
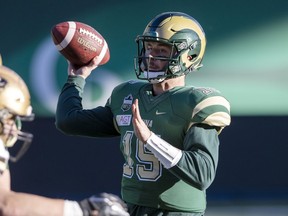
[0,58,34,162]
[134,12,206,83]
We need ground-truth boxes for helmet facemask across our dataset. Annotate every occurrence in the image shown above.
[134,36,178,83]
[0,110,34,162]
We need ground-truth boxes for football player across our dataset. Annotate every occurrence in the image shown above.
[0,58,129,216]
[56,12,231,215]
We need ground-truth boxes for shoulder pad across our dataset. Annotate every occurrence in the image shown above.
[191,87,231,128]
[172,86,231,129]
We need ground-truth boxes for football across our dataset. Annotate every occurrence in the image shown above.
[51,21,110,66]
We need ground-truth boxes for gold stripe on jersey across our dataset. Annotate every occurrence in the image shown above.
[191,96,231,130]
[203,112,231,126]
[204,112,231,134]
[192,96,230,118]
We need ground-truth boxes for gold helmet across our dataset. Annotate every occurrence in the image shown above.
[0,56,34,162]
[134,12,206,83]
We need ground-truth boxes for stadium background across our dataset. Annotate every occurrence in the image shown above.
[1,0,288,215]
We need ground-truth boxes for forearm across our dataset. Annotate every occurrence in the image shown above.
[170,125,219,190]
[55,76,86,134]
[0,191,128,216]
[146,125,219,190]
[170,149,217,190]
[55,76,118,137]
[0,191,64,216]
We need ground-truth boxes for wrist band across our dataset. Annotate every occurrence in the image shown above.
[145,133,182,169]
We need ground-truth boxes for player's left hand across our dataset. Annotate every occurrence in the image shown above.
[132,99,152,143]
[78,193,129,216]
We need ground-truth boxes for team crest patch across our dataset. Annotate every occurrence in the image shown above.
[116,115,132,126]
[121,94,133,111]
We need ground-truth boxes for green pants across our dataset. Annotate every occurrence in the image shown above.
[127,203,205,216]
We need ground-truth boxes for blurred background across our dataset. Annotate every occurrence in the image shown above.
[1,0,288,215]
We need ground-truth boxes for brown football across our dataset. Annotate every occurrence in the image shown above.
[51,21,110,66]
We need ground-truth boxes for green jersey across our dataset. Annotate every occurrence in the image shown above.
[56,76,231,213]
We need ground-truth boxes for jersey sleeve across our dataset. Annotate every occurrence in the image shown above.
[55,75,119,137]
[168,87,230,190]
[170,124,220,190]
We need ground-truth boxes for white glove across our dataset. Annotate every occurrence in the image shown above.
[0,141,9,174]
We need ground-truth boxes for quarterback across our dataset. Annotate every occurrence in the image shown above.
[0,57,129,216]
[56,12,231,216]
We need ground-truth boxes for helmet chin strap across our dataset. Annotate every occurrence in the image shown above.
[143,71,166,83]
